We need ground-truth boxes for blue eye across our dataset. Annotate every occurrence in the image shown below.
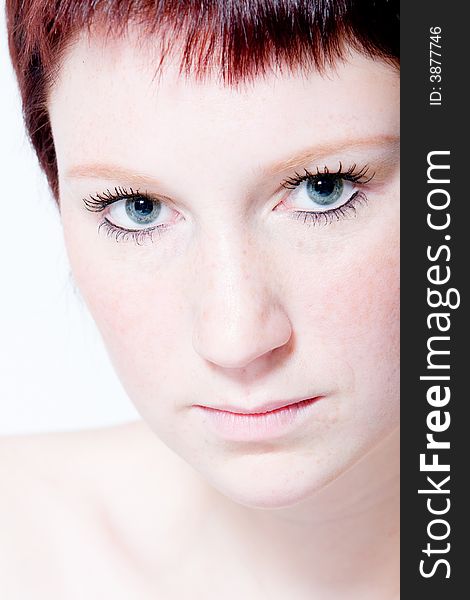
[278,164,374,225]
[83,187,179,244]
[286,175,355,213]
[105,194,175,231]
[125,197,162,224]
[305,176,344,206]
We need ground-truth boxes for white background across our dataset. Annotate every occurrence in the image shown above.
[0,10,139,435]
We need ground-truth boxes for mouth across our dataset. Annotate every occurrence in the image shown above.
[194,397,320,415]
[192,396,323,441]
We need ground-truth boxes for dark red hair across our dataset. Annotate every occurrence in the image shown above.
[6,0,399,202]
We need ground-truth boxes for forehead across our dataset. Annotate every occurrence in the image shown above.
[49,32,399,183]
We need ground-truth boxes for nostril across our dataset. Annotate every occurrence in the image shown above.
[192,305,293,370]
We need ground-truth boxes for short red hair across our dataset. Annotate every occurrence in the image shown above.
[6,0,399,202]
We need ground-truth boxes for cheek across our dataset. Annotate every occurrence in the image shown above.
[64,229,185,405]
[291,228,400,421]
[322,244,399,347]
[334,247,399,400]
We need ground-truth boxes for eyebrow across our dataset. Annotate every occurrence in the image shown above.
[65,164,161,187]
[264,135,399,175]
[65,135,399,184]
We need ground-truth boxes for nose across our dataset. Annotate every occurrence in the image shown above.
[191,236,292,370]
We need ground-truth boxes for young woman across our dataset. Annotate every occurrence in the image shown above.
[3,1,399,598]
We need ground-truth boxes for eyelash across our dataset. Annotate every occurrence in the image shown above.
[83,164,374,244]
[84,187,163,245]
[280,163,374,226]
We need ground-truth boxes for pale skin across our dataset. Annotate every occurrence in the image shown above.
[1,28,400,599]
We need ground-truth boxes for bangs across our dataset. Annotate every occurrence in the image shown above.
[11,0,399,86]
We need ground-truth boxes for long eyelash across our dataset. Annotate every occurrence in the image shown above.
[280,163,373,227]
[98,220,162,246]
[292,191,368,226]
[84,187,163,245]
[83,186,144,212]
[281,163,374,190]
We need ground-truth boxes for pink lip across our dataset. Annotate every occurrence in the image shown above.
[192,396,322,441]
[195,397,318,415]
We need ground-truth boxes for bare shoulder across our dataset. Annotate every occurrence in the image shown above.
[0,421,157,514]
[0,423,131,493]
[0,422,203,598]
[0,425,118,540]
[0,422,153,598]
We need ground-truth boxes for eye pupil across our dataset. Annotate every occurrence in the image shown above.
[306,176,343,206]
[134,198,153,215]
[125,196,161,224]
[312,177,335,196]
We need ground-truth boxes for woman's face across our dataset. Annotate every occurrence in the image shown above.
[50,32,399,509]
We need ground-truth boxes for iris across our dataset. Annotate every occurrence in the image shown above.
[306,177,344,206]
[125,197,161,224]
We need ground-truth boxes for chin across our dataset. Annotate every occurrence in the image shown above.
[223,486,320,511]
[200,452,345,510]
[195,424,399,511]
